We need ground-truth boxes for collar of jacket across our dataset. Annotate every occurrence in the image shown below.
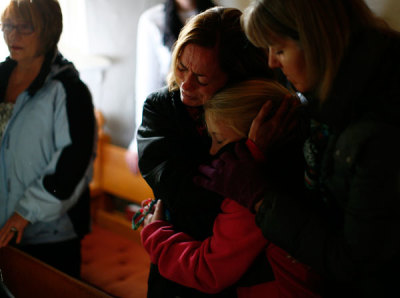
[0,48,76,102]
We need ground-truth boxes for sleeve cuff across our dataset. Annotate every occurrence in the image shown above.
[141,220,172,241]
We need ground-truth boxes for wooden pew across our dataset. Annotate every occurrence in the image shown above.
[90,109,154,241]
[0,246,110,298]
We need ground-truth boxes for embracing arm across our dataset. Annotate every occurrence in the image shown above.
[137,91,223,239]
[141,199,268,293]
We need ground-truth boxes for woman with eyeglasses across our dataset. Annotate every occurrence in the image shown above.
[0,0,96,279]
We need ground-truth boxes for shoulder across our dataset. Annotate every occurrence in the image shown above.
[354,29,400,87]
[144,87,179,109]
[0,58,15,94]
[52,54,91,98]
[139,4,165,29]
[140,88,191,132]
[0,57,15,73]
[50,54,94,116]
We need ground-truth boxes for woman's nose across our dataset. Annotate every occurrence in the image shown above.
[209,144,218,156]
[181,73,196,91]
[268,52,280,69]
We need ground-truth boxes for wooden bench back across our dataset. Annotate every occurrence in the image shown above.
[90,110,154,205]
[0,246,110,298]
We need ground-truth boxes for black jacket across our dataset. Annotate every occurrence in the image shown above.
[256,28,400,297]
[138,87,224,240]
[138,88,239,297]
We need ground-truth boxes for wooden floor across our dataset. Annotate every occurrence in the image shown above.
[81,224,150,298]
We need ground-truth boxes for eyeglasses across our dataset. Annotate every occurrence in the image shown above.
[0,23,34,35]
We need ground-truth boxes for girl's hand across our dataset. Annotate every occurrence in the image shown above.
[144,200,164,226]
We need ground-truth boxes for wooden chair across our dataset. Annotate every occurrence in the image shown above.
[90,109,154,240]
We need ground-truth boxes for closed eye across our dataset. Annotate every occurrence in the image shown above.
[211,133,224,144]
[177,61,187,72]
[196,76,208,86]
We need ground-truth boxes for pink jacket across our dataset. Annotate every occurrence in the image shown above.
[141,199,322,297]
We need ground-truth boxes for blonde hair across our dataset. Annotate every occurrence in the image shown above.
[204,79,294,138]
[1,0,63,55]
[242,0,391,101]
[167,6,272,91]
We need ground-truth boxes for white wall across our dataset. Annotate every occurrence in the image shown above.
[218,0,250,11]
[365,0,400,30]
[82,0,162,146]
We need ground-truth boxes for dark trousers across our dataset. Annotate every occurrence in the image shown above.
[17,238,82,279]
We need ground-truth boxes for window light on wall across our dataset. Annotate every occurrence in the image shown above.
[0,0,88,61]
[0,1,8,60]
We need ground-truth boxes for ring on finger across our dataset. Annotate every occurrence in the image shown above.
[10,226,18,233]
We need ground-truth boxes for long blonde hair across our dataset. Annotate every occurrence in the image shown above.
[204,79,295,138]
[242,0,390,101]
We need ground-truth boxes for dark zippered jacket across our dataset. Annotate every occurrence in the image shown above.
[256,28,400,297]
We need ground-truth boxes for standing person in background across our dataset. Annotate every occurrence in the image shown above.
[0,0,96,279]
[137,6,289,297]
[126,0,215,173]
[195,0,400,296]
